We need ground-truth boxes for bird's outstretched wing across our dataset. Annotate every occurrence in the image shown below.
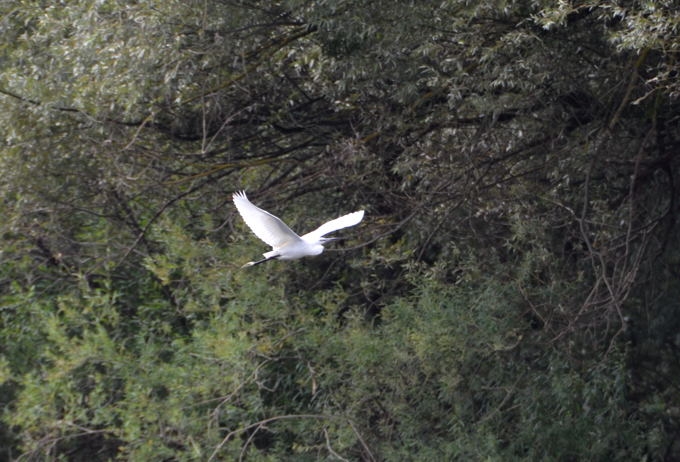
[233,191,300,248]
[302,210,365,241]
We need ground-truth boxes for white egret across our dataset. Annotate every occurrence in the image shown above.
[233,191,364,267]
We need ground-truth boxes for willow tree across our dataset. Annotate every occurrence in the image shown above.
[1,0,679,460]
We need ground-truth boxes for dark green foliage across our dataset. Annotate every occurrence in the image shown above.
[1,0,680,460]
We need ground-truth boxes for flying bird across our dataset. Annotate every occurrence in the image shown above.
[233,191,364,267]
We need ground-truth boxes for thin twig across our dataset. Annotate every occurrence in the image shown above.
[208,414,373,462]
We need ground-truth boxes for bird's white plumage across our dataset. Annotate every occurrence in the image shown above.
[232,191,301,247]
[233,191,364,266]
[301,210,365,243]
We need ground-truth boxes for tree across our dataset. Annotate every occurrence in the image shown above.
[1,0,679,460]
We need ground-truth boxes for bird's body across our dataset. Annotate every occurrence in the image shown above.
[233,191,364,267]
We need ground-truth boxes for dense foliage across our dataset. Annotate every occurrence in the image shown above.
[1,0,679,460]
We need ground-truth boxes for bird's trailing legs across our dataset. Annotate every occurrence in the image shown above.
[241,256,277,268]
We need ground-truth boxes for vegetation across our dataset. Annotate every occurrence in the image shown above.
[1,0,679,460]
